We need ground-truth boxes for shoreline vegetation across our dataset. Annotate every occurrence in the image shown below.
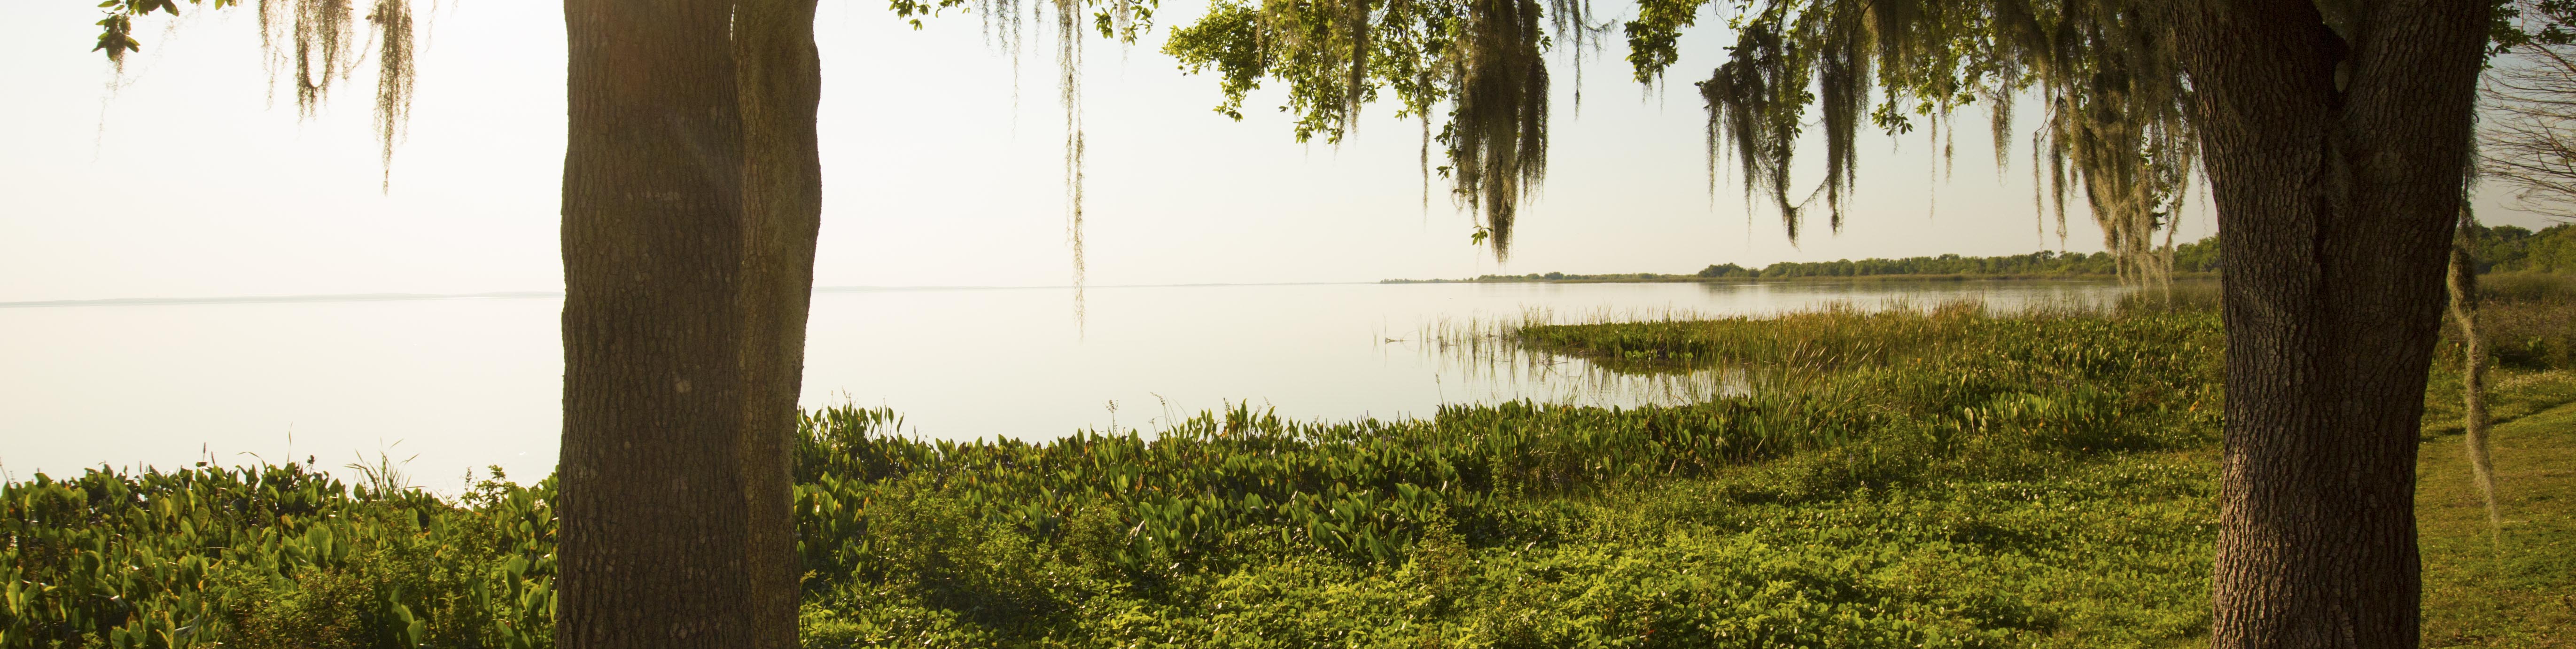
[5,279,2573,647]
[1385,225,2575,285]
[1380,272,2218,284]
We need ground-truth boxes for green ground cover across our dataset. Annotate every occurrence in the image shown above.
[2413,274,2576,648]
[2420,397,2576,649]
[4,281,2569,648]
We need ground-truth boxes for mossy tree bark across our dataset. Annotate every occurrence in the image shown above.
[2175,0,2489,645]
[556,0,820,646]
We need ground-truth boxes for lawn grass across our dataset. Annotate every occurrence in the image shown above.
[2420,383,2576,648]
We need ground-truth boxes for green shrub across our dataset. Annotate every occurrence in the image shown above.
[0,465,556,649]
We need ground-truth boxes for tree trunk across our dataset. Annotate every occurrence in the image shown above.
[731,0,826,647]
[557,0,819,645]
[2173,0,2489,646]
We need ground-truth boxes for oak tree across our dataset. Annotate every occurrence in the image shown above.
[1168,0,2509,645]
[84,0,1126,645]
[92,0,819,642]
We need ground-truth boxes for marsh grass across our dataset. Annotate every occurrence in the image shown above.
[342,445,421,499]
[782,301,2229,646]
[1389,309,1754,409]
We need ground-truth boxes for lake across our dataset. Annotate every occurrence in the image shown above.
[0,280,2127,488]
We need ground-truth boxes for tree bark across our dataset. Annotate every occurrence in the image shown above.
[731,0,826,647]
[556,0,818,645]
[2173,0,2489,646]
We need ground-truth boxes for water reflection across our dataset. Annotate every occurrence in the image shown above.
[1379,314,1752,412]
[1393,280,2135,412]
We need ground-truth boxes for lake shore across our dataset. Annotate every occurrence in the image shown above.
[7,287,2568,647]
[1381,272,2221,284]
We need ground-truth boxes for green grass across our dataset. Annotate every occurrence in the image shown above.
[4,286,2570,648]
[2420,394,2576,648]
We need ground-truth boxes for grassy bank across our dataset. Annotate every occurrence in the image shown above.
[5,283,2570,648]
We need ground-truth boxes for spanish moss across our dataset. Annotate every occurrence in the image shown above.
[368,0,415,192]
[1164,0,2200,274]
[1344,0,1374,130]
[1422,114,1434,214]
[1547,0,1612,110]
[936,0,1126,323]
[95,0,416,188]
[2026,0,2192,290]
[1697,21,1810,239]
[1665,0,2194,285]
[1170,0,1555,259]
[975,0,1027,109]
[1056,0,1088,327]
[1449,0,1549,258]
[262,0,355,117]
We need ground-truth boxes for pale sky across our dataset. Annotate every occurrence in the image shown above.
[0,0,2558,303]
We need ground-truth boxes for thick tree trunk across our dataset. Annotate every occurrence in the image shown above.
[731,0,826,647]
[557,0,819,645]
[2173,0,2488,646]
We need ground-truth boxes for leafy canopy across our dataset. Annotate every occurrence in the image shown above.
[86,0,2562,277]
[1162,0,2549,279]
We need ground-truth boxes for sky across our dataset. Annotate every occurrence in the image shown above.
[0,0,2561,303]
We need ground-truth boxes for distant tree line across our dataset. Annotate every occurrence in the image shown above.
[1698,226,2576,279]
[1385,227,2576,284]
[2463,223,2576,273]
[1693,236,2227,279]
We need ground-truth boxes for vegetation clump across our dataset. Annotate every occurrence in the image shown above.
[0,465,557,649]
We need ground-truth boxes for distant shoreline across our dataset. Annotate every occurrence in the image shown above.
[0,291,566,309]
[0,282,1380,310]
[1379,273,2218,284]
[0,275,2225,309]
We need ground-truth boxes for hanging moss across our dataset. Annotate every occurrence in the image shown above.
[1172,0,2202,279]
[1689,0,2192,283]
[913,0,1153,323]
[367,0,415,192]
[94,0,415,191]
[1053,0,1090,324]
[1172,0,1557,258]
[1447,0,1549,258]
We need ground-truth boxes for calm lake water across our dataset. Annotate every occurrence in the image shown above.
[0,280,2126,487]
